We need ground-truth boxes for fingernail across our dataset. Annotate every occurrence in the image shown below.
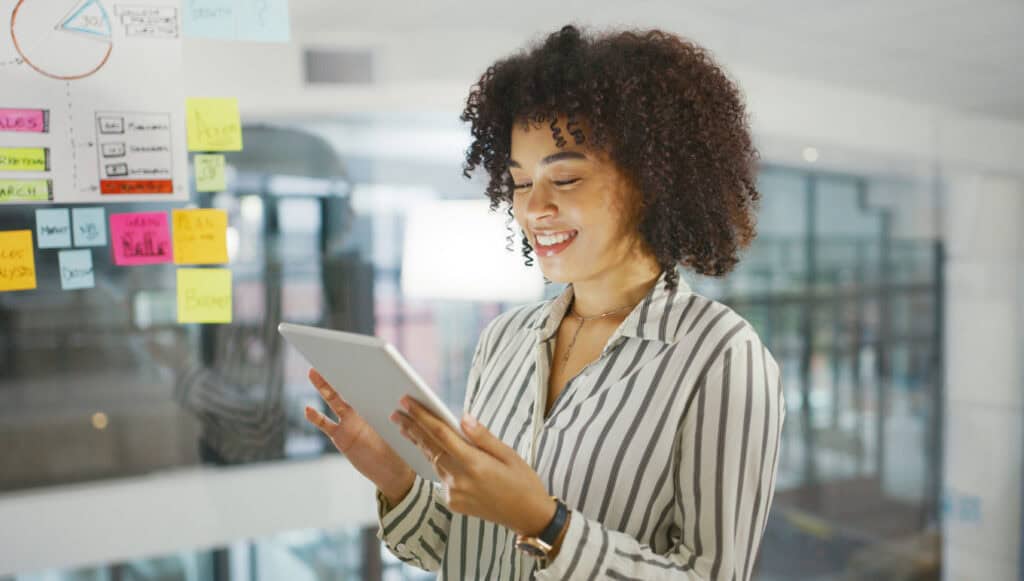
[399,398,410,411]
[463,413,477,429]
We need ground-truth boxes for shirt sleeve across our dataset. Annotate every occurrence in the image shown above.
[535,330,786,580]
[374,319,494,571]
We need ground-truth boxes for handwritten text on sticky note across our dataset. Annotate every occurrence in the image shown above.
[0,230,36,292]
[173,208,228,264]
[59,249,95,290]
[72,207,107,247]
[36,208,72,248]
[0,108,49,133]
[177,267,232,323]
[110,212,173,265]
[195,154,227,192]
[186,97,242,152]
[0,179,52,203]
[0,147,49,172]
[183,0,291,43]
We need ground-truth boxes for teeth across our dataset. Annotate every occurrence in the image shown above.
[536,231,576,246]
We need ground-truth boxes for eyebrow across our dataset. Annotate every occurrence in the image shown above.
[507,150,587,169]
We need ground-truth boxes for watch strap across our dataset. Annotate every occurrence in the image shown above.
[538,497,568,545]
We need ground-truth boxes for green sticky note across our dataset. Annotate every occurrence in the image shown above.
[0,179,52,203]
[177,268,232,323]
[195,154,227,192]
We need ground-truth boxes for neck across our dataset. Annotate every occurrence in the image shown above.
[570,258,663,320]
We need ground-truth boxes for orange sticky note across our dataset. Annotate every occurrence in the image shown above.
[172,208,228,265]
[0,230,37,292]
[177,268,232,323]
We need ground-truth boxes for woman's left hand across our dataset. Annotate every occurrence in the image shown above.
[390,395,556,536]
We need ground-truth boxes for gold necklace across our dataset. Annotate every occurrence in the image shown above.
[561,296,636,365]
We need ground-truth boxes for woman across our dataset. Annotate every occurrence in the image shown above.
[305,24,784,580]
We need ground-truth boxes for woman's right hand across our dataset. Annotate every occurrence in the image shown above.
[304,368,415,506]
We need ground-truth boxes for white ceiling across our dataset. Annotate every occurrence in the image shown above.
[289,0,1024,120]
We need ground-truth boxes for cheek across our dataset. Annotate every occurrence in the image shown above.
[511,198,527,229]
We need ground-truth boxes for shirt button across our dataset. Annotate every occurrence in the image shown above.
[396,543,406,552]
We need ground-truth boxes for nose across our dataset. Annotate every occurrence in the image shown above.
[523,181,557,224]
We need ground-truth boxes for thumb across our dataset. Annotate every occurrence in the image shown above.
[462,413,512,462]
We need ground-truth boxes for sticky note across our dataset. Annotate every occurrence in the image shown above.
[235,0,290,42]
[0,230,36,292]
[72,207,107,247]
[0,147,49,172]
[0,179,52,203]
[110,212,174,265]
[59,249,95,290]
[177,268,232,323]
[195,154,226,192]
[183,0,290,43]
[36,208,72,248]
[0,108,49,133]
[186,97,243,152]
[182,0,235,39]
[172,208,228,264]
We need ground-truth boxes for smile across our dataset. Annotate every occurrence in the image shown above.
[535,230,578,257]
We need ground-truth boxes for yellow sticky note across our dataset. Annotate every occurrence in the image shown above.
[173,208,228,265]
[177,268,232,323]
[0,230,37,292]
[0,147,49,172]
[195,154,226,192]
[185,97,243,152]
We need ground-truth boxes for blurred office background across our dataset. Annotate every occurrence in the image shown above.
[1,1,1022,580]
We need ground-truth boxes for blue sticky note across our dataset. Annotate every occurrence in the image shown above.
[183,0,235,40]
[58,249,95,290]
[236,0,290,42]
[72,207,107,247]
[184,0,290,42]
[36,208,72,248]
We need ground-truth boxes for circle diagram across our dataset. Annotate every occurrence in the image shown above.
[10,0,113,80]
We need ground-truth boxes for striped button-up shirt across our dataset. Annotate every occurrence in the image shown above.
[376,268,785,580]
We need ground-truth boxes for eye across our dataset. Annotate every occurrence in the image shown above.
[513,182,532,191]
[554,178,581,187]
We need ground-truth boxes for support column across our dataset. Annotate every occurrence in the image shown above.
[942,173,1024,580]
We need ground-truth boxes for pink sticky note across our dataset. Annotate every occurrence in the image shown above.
[0,109,48,133]
[110,212,173,265]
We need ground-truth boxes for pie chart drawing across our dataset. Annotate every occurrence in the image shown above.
[10,0,113,80]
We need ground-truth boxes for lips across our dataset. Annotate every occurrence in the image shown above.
[533,229,578,243]
[533,229,578,257]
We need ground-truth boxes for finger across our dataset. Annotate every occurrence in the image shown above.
[308,369,351,415]
[304,405,338,435]
[394,410,440,453]
[401,397,472,459]
[461,413,516,464]
[394,410,455,472]
[401,423,452,479]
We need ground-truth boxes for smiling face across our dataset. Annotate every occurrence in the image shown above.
[509,115,653,285]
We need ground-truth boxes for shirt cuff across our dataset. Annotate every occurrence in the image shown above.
[375,474,433,553]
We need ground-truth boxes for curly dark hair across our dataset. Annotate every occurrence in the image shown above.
[459,24,760,291]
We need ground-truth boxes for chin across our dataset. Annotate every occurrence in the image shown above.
[537,264,578,285]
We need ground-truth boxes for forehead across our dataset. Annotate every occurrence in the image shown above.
[509,116,590,169]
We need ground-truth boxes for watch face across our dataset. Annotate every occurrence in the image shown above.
[515,540,547,557]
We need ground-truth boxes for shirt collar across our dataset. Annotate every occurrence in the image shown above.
[529,268,693,344]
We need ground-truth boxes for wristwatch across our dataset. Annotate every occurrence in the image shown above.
[515,496,568,561]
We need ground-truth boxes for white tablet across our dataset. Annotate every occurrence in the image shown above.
[278,322,466,481]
